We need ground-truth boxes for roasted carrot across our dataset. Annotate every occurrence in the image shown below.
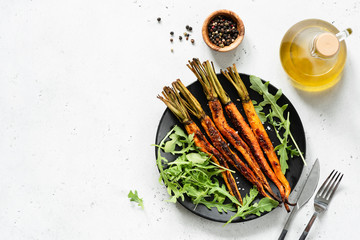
[223,65,293,210]
[173,79,273,200]
[222,102,287,205]
[184,122,242,203]
[158,86,243,204]
[186,59,281,202]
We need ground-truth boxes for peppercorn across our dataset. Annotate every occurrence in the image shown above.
[170,38,173,42]
[186,25,189,30]
[179,36,182,40]
[207,15,238,47]
[157,17,161,22]
[188,26,192,31]
[170,31,174,35]
[191,39,195,44]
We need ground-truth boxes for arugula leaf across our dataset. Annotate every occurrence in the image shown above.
[252,100,267,123]
[155,125,278,224]
[173,125,187,137]
[249,76,287,121]
[225,188,279,225]
[164,133,180,152]
[243,197,279,216]
[164,127,195,154]
[249,75,305,172]
[156,126,240,212]
[198,199,237,212]
[242,187,259,207]
[155,127,186,201]
[274,112,291,173]
[186,152,208,164]
[128,190,144,209]
[225,187,259,225]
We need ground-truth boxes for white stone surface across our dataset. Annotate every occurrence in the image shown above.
[0,0,359,239]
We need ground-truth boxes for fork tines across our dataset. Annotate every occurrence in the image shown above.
[317,170,344,200]
[299,169,343,239]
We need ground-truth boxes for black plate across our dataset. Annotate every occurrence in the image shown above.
[155,73,306,223]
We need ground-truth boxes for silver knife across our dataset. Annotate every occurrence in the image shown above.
[278,159,320,240]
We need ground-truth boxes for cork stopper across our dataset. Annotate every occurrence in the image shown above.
[314,32,339,57]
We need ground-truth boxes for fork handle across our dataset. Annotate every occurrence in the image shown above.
[299,212,318,240]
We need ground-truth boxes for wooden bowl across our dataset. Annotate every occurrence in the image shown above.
[202,10,245,52]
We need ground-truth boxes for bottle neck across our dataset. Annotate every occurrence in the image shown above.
[311,32,339,58]
[336,28,352,41]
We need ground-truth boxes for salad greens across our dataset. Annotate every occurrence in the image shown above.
[225,187,279,225]
[249,75,305,173]
[155,125,278,223]
[155,125,239,212]
[128,190,144,209]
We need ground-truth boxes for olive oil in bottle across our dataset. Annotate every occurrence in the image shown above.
[280,19,352,91]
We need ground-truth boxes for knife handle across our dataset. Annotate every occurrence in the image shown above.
[278,229,288,240]
[278,205,298,240]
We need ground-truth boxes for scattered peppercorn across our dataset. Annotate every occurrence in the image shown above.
[207,15,238,47]
[166,24,196,48]
[157,17,161,22]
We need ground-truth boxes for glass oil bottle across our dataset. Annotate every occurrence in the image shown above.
[280,19,352,91]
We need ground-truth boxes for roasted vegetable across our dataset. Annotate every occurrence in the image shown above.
[186,59,281,202]
[155,125,279,222]
[158,86,243,204]
[173,79,273,200]
[248,75,305,174]
[223,65,293,211]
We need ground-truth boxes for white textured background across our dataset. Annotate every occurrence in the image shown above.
[0,0,359,239]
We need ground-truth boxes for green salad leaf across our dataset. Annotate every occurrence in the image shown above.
[225,187,278,225]
[128,190,144,209]
[274,112,293,173]
[155,126,239,211]
[252,100,267,123]
[186,152,208,164]
[155,125,279,224]
[249,75,305,173]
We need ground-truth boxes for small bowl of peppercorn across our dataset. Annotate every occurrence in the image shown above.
[202,9,245,52]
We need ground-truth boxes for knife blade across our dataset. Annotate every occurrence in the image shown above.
[278,159,320,240]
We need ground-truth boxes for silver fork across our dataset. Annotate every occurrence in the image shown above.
[299,170,344,240]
